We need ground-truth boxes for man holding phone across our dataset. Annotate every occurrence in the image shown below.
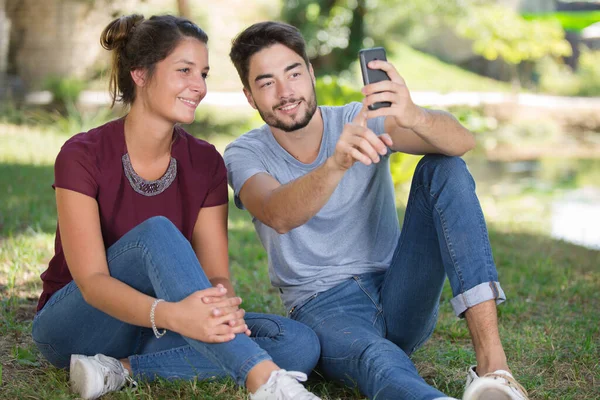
[224,21,528,400]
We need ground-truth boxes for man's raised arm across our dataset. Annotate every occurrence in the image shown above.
[238,110,392,234]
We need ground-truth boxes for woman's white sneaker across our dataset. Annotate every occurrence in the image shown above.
[250,369,321,400]
[69,353,137,399]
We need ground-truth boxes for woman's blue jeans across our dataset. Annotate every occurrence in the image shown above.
[32,216,320,386]
[290,155,506,400]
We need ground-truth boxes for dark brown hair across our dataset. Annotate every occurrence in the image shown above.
[100,14,208,107]
[229,21,309,89]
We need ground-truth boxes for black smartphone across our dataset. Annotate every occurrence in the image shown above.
[359,47,391,110]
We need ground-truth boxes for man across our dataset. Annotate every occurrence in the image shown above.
[224,21,528,400]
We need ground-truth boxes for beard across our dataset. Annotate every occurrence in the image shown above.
[256,87,318,133]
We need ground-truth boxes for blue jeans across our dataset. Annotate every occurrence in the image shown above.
[290,155,506,400]
[32,217,320,386]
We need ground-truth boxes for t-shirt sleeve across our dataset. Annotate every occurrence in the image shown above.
[202,150,229,208]
[53,143,98,198]
[223,140,268,210]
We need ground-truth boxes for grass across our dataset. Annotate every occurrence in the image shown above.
[341,42,513,94]
[1,119,599,400]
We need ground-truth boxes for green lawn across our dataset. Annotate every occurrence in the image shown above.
[1,121,598,399]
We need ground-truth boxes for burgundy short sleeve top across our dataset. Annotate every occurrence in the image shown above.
[37,118,228,311]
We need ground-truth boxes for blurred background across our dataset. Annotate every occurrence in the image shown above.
[0,1,599,399]
[2,0,600,249]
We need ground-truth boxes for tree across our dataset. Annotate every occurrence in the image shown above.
[176,0,191,19]
[456,3,572,86]
[282,0,367,76]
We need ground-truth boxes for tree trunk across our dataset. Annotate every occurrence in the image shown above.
[177,0,191,19]
[0,0,8,76]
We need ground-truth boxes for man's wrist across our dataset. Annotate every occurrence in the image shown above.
[411,106,431,132]
[325,155,349,174]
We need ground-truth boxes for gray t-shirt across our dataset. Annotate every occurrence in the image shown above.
[224,102,400,311]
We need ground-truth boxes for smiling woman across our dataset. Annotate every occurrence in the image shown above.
[29,13,320,400]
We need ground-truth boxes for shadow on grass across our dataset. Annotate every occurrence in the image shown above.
[2,192,599,398]
[0,162,57,237]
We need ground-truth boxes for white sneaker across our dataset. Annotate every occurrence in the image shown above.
[250,369,321,400]
[463,366,529,400]
[69,354,137,399]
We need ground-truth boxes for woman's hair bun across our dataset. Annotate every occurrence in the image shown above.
[100,14,144,51]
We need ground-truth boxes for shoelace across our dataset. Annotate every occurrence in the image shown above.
[483,371,529,399]
[95,355,138,394]
[270,370,318,400]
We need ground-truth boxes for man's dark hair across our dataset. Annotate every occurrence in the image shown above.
[229,21,310,89]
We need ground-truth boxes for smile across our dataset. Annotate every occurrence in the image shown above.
[178,97,199,108]
[278,101,301,113]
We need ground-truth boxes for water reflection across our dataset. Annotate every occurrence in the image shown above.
[552,188,600,250]
[465,157,600,250]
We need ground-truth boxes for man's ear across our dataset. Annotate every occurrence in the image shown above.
[309,63,316,85]
[130,69,148,87]
[243,87,257,110]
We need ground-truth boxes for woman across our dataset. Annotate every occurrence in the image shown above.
[31,14,320,400]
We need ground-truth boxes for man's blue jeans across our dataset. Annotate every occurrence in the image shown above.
[32,216,320,386]
[290,155,506,400]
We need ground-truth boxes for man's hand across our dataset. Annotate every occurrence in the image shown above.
[330,108,393,171]
[361,60,426,130]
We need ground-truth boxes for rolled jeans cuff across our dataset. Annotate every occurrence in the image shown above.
[450,281,506,318]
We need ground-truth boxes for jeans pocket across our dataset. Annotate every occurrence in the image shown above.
[288,293,319,320]
[33,340,69,369]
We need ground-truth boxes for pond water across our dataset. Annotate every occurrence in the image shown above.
[464,156,600,250]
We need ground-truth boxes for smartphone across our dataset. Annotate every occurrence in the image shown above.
[359,47,391,110]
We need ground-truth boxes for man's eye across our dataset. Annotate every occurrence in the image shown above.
[179,68,190,73]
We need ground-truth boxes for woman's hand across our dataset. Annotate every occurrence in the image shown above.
[164,286,249,343]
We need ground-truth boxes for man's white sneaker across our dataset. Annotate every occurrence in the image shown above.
[250,369,321,400]
[69,354,137,399]
[463,366,528,400]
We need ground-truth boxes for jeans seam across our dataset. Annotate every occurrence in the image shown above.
[237,352,271,383]
[429,184,466,294]
[106,241,144,264]
[138,242,169,302]
[353,277,383,316]
[35,280,79,318]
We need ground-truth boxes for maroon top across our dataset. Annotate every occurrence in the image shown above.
[37,118,228,311]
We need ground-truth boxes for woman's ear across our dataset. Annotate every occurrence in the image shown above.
[130,68,148,87]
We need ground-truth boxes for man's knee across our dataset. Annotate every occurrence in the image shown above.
[415,154,473,192]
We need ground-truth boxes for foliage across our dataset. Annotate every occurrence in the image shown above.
[315,75,364,105]
[282,0,368,76]
[381,42,511,93]
[365,0,466,47]
[449,106,498,135]
[523,11,600,33]
[42,77,86,110]
[537,47,600,97]
[27,103,117,136]
[456,4,572,66]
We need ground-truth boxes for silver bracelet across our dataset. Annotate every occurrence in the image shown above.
[150,298,167,339]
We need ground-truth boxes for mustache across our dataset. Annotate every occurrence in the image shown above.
[273,98,304,111]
